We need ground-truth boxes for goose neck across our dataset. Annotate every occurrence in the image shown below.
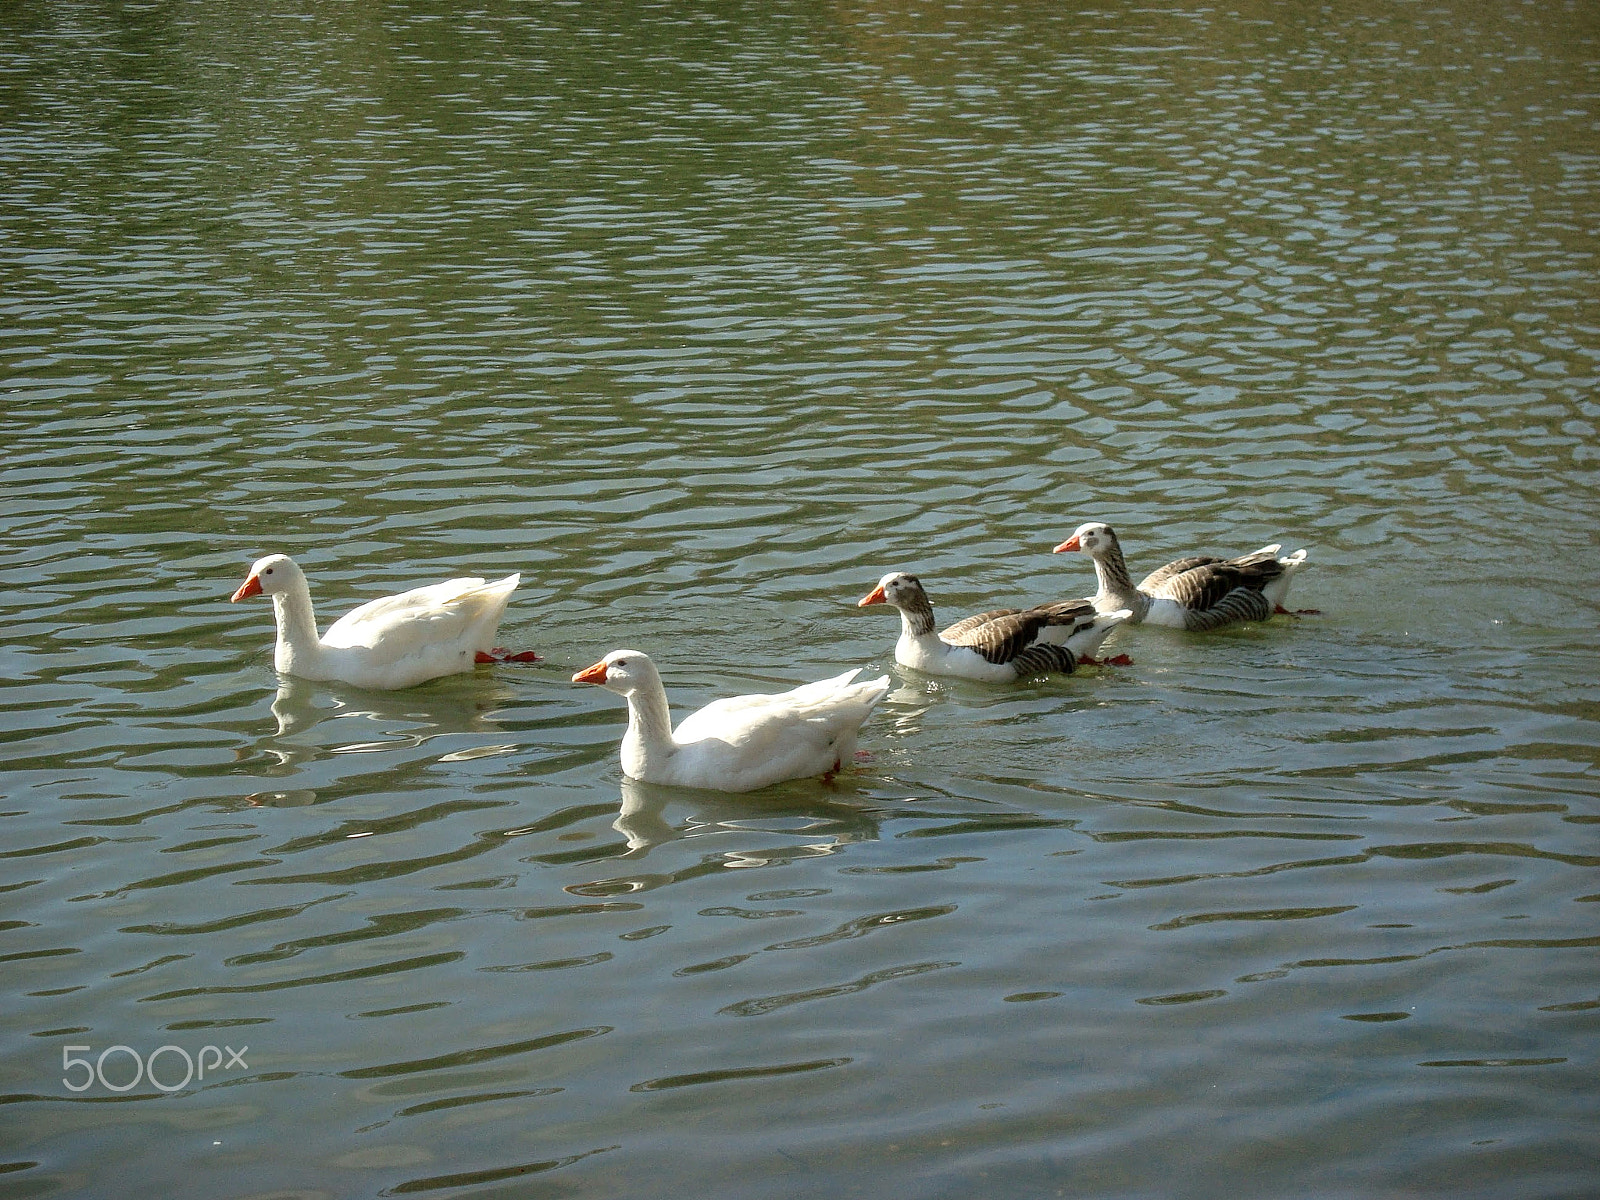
[897,594,937,639]
[270,584,323,673]
[1091,542,1143,611]
[620,682,677,777]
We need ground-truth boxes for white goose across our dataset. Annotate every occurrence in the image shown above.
[230,554,523,690]
[1054,522,1310,632]
[572,650,890,793]
[858,572,1131,682]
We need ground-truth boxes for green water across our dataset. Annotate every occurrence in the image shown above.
[2,1,1597,1197]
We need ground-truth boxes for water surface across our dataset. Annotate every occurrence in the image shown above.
[2,2,1597,1197]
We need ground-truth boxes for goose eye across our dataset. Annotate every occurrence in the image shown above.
[264,568,274,575]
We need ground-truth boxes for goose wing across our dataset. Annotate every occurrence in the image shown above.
[322,574,518,655]
[939,607,1022,640]
[670,672,891,790]
[940,608,1059,665]
[1138,555,1224,592]
[1141,543,1285,594]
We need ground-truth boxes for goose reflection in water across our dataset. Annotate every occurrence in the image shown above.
[608,777,889,858]
[245,675,520,775]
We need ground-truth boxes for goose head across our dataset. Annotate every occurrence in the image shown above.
[1054,522,1118,557]
[572,649,660,697]
[858,572,927,611]
[232,554,304,602]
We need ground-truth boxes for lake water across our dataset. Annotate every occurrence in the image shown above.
[2,1,1597,1196]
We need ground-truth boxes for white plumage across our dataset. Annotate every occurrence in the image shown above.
[572,650,890,793]
[231,553,520,690]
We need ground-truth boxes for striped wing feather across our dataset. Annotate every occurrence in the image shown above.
[1030,598,1099,632]
[941,609,1057,665]
[941,600,1096,666]
[1144,551,1287,611]
[1010,642,1079,677]
[1138,555,1225,592]
[939,608,1022,640]
[1182,588,1272,631]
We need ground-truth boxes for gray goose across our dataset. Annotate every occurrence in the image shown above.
[1054,522,1310,632]
[859,572,1131,682]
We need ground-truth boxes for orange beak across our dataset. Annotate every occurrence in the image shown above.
[231,574,263,602]
[858,584,887,607]
[571,660,609,685]
[1053,535,1081,554]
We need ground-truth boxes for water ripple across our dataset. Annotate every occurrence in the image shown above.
[2,2,1596,1197]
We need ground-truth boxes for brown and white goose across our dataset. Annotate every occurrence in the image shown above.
[1053,522,1309,632]
[858,572,1131,682]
